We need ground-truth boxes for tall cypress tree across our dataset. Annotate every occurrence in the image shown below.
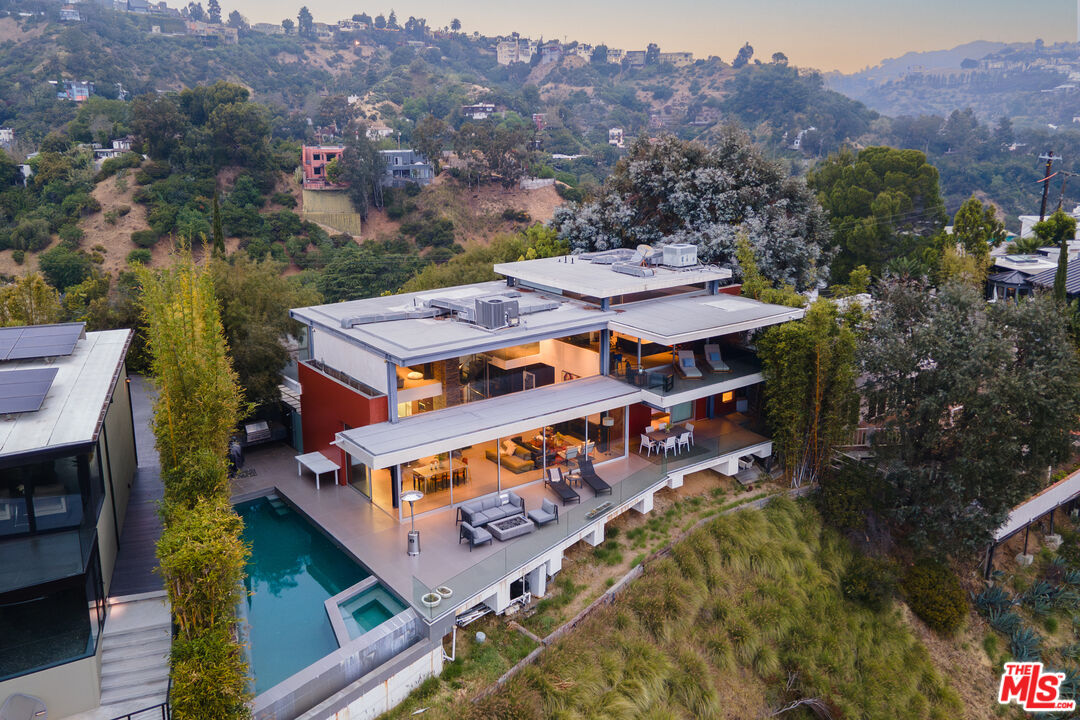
[1055,233,1068,304]
[211,190,225,257]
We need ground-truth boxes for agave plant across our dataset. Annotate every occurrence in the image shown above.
[1065,569,1080,586]
[989,609,1023,635]
[1056,589,1080,610]
[1061,644,1080,660]
[975,585,1014,616]
[1011,626,1043,663]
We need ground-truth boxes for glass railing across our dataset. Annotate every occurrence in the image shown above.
[410,431,770,621]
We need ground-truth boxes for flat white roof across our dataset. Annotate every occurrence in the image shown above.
[991,255,1058,275]
[609,293,805,344]
[291,281,612,365]
[0,329,131,458]
[337,375,639,468]
[494,255,732,299]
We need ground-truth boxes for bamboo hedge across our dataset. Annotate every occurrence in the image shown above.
[142,250,251,719]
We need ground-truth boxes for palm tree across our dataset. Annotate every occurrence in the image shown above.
[450,18,461,32]
[1006,235,1043,254]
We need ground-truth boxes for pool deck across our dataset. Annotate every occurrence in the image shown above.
[231,417,771,625]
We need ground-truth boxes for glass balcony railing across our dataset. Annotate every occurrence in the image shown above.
[410,429,771,622]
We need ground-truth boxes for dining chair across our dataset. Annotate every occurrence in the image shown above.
[677,431,691,454]
[662,436,677,457]
[685,422,695,446]
[639,433,656,457]
[658,421,668,431]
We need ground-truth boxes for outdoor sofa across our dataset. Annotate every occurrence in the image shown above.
[528,498,560,527]
[457,490,525,526]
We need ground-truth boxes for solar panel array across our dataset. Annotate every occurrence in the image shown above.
[0,323,85,361]
[0,367,58,414]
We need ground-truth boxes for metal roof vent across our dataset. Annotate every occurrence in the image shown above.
[475,296,520,329]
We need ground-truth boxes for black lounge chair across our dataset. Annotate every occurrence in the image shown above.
[577,457,612,496]
[458,521,493,551]
[545,467,580,505]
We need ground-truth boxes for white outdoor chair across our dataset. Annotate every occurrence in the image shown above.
[677,431,691,454]
[639,433,656,456]
[662,436,678,457]
[685,422,695,446]
[657,421,668,430]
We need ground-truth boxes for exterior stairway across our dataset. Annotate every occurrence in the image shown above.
[96,594,171,715]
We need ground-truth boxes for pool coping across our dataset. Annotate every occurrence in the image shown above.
[324,576,412,649]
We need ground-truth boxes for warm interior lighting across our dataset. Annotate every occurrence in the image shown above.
[722,391,734,402]
[406,371,423,380]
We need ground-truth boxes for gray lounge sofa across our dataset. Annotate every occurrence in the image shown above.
[457,490,525,526]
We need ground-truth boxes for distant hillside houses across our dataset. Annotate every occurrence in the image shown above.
[496,37,537,65]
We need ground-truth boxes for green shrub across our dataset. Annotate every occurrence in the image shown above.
[127,248,152,265]
[816,460,872,531]
[59,224,84,248]
[902,559,968,634]
[9,219,51,252]
[270,192,297,208]
[556,184,584,202]
[841,554,896,612]
[38,245,92,290]
[11,249,23,264]
[502,208,531,222]
[96,152,142,181]
[131,230,159,248]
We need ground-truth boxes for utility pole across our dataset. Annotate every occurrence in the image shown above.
[1040,151,1058,222]
[1059,170,1078,213]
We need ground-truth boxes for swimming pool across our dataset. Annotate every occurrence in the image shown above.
[237,496,369,695]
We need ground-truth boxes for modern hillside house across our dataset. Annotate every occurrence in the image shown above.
[0,324,135,717]
[257,247,803,717]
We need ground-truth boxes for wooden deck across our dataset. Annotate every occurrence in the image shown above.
[108,375,164,598]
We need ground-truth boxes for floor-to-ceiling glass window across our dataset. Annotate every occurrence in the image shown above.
[403,451,455,515]
[589,407,626,463]
[497,427,547,490]
[452,439,499,505]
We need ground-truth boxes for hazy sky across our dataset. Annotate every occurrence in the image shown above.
[226,0,1078,72]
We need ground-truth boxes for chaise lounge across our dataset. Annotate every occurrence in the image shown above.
[675,350,703,379]
[458,522,493,551]
[545,467,580,505]
[457,490,525,526]
[576,457,612,496]
[703,344,731,373]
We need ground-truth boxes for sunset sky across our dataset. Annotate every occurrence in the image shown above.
[226,0,1079,72]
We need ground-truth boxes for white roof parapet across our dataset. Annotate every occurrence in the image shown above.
[494,254,732,299]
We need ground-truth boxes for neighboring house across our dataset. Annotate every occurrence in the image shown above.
[17,163,32,186]
[606,48,625,64]
[625,50,646,68]
[366,123,394,140]
[496,38,536,65]
[987,252,1060,301]
[658,51,693,67]
[94,138,134,162]
[608,127,625,148]
[313,22,334,39]
[573,43,593,61]
[1019,205,1080,238]
[55,79,94,102]
[251,22,285,34]
[0,127,13,147]
[379,148,433,187]
[461,103,496,120]
[539,41,562,64]
[186,20,239,43]
[532,113,546,131]
[688,107,721,126]
[286,249,800,642]
[301,144,346,190]
[126,0,148,12]
[789,126,817,150]
[60,4,82,21]
[0,324,136,718]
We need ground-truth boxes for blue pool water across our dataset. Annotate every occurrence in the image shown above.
[237,496,369,695]
[339,586,407,641]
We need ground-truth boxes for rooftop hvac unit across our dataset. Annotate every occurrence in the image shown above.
[662,243,697,268]
[612,262,655,277]
[475,296,520,329]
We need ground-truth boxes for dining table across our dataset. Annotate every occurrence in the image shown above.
[646,424,686,444]
[410,458,468,493]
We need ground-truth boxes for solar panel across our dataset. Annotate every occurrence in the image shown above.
[0,323,85,361]
[0,367,58,414]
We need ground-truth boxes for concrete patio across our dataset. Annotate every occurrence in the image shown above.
[230,416,771,625]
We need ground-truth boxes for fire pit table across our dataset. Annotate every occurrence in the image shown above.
[487,515,536,541]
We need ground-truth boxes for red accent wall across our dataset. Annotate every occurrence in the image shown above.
[299,362,388,485]
[718,283,742,296]
[628,402,653,444]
